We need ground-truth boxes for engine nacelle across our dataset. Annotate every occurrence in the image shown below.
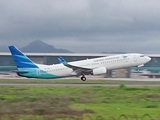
[92,67,107,75]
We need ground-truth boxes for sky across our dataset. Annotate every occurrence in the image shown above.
[0,0,160,53]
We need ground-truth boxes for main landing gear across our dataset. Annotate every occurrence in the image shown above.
[81,75,86,81]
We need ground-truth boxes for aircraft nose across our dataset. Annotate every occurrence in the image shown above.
[146,56,151,62]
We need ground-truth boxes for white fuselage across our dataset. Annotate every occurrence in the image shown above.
[37,53,151,77]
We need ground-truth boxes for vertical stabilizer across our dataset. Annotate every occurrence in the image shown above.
[8,46,38,69]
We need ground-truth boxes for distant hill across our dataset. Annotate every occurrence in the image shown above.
[20,40,72,53]
[0,40,72,53]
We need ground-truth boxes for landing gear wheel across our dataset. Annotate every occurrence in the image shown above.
[81,76,86,81]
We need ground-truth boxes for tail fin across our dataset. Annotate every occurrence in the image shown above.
[8,46,38,69]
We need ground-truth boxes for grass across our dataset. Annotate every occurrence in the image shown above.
[0,84,160,119]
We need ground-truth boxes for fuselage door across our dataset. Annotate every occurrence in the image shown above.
[123,55,128,63]
[36,69,41,76]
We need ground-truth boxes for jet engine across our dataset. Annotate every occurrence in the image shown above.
[92,67,107,75]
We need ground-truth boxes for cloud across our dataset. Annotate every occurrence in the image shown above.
[0,0,160,53]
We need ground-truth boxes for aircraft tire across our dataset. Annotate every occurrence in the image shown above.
[81,77,86,81]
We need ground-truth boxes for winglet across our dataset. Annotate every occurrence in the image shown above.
[58,57,68,65]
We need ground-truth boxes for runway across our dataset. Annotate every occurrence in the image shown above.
[0,77,160,87]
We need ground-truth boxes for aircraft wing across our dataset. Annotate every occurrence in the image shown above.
[58,57,92,75]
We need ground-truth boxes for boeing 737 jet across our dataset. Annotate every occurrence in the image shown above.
[8,46,151,81]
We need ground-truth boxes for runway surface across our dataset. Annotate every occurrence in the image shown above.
[0,77,160,87]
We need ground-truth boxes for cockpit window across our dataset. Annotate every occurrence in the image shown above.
[140,55,144,57]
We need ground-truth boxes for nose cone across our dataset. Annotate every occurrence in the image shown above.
[146,56,151,62]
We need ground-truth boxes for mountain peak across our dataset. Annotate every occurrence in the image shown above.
[20,40,71,53]
[29,40,45,45]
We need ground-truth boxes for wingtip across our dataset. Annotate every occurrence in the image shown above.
[58,56,67,65]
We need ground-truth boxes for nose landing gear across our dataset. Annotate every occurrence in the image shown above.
[137,64,144,72]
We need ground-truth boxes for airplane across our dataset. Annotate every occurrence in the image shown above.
[8,46,151,81]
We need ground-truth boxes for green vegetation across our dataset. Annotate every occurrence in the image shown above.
[0,85,160,119]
